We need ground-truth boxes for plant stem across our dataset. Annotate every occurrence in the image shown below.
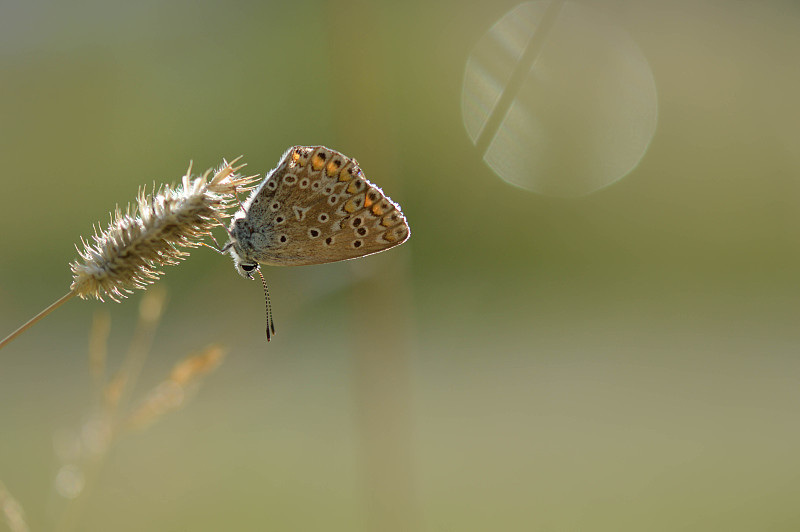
[0,291,76,351]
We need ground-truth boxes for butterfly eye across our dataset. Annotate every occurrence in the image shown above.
[240,263,257,272]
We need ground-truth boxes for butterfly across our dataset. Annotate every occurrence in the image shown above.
[223,146,410,339]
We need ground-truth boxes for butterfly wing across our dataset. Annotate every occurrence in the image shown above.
[238,146,410,267]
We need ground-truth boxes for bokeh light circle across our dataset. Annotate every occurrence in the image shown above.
[462,1,658,197]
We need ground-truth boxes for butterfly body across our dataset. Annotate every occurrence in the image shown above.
[227,146,410,279]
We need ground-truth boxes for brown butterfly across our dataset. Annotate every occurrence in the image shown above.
[224,146,410,339]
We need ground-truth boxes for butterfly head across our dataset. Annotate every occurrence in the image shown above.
[223,217,258,279]
[225,235,275,340]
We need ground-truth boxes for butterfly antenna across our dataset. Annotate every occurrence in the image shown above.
[257,267,275,341]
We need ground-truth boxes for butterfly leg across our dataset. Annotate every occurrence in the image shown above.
[199,240,227,254]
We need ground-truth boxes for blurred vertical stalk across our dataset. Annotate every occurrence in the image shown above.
[325,2,417,530]
[54,287,166,532]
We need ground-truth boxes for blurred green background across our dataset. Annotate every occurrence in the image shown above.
[3,0,800,530]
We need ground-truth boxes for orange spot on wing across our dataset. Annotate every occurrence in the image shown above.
[371,203,384,216]
[339,163,356,182]
[327,160,342,177]
[312,154,325,171]
[363,194,374,208]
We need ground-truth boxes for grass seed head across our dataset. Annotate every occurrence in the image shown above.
[70,160,257,302]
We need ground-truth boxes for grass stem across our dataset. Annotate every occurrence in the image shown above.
[0,291,76,351]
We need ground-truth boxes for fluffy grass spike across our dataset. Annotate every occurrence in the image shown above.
[0,159,257,352]
[70,159,257,301]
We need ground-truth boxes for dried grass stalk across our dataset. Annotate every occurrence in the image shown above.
[70,159,257,302]
[126,344,226,430]
[0,159,257,351]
